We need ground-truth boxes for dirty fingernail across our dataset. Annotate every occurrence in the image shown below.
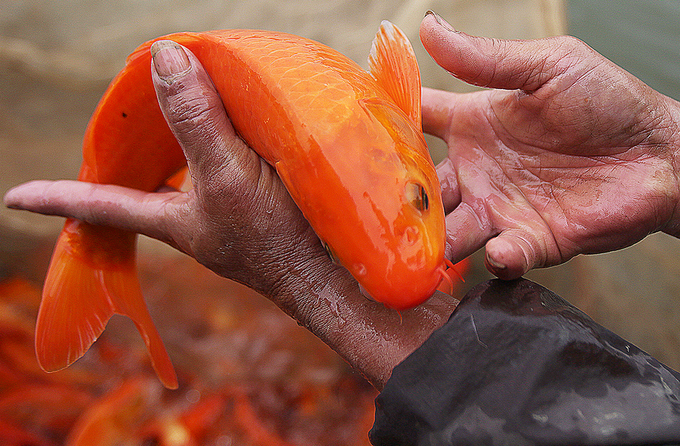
[485,251,507,271]
[151,40,191,83]
[425,10,457,33]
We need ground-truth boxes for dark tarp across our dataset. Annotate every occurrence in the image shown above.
[370,279,680,446]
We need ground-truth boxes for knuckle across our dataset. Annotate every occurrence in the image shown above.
[165,84,223,136]
[557,35,587,51]
[552,35,594,62]
[196,142,262,205]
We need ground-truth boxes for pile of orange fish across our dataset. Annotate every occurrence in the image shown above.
[0,254,377,446]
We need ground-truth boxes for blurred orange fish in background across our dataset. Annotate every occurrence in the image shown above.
[0,258,379,445]
[34,21,468,388]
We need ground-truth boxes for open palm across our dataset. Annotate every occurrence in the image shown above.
[420,13,680,279]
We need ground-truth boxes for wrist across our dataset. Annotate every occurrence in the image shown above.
[265,236,458,389]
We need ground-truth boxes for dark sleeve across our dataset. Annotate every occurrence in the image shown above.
[369,278,680,446]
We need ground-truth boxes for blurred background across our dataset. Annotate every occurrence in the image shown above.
[1,0,680,444]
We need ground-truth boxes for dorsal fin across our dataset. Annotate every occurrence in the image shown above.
[368,21,422,130]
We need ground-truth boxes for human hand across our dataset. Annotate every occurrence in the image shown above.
[3,41,456,389]
[420,12,680,279]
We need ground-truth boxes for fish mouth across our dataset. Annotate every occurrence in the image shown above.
[358,265,445,310]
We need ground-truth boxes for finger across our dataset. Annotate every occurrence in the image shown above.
[443,202,492,263]
[422,86,457,140]
[484,229,548,280]
[4,180,193,252]
[436,157,460,214]
[420,11,569,91]
[150,41,260,194]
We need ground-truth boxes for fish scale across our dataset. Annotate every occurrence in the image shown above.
[199,34,386,162]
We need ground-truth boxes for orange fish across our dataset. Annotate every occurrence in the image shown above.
[37,22,462,389]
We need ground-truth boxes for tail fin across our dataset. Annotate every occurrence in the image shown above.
[36,220,178,389]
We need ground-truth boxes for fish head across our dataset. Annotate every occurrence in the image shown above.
[345,98,447,310]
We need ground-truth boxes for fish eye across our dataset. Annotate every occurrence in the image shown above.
[405,182,429,212]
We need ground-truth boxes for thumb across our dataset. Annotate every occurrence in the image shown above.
[150,40,261,199]
[420,11,568,92]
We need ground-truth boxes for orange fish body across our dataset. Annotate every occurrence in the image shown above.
[38,22,458,388]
